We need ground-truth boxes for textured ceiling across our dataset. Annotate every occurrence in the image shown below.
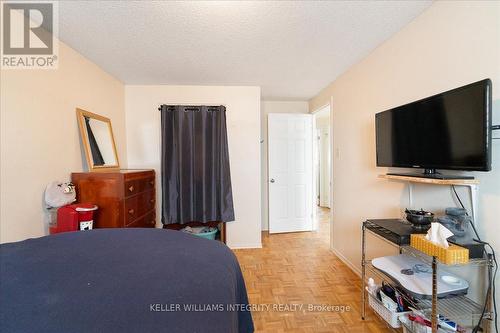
[58,1,431,100]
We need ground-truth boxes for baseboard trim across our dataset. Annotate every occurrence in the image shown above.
[330,246,361,278]
[229,243,263,250]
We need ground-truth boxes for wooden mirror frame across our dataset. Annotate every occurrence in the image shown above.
[76,108,120,172]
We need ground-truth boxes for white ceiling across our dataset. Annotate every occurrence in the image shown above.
[58,1,431,100]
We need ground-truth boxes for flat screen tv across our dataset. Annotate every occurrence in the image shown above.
[375,79,492,179]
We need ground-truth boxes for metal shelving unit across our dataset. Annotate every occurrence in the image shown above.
[360,174,494,332]
[361,223,493,332]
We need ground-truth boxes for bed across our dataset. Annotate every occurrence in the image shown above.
[0,228,254,333]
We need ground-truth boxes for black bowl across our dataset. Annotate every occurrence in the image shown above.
[405,209,434,225]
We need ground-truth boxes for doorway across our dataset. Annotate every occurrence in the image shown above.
[312,104,332,232]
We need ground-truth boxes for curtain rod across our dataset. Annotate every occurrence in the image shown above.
[158,104,226,111]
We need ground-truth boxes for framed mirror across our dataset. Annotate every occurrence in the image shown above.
[76,108,120,172]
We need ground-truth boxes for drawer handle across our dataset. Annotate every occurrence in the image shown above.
[150,199,155,204]
[149,180,154,186]
[128,209,135,215]
[128,185,134,192]
[150,220,155,225]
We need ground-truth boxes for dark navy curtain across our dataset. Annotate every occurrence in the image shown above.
[159,105,235,225]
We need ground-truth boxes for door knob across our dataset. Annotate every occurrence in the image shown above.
[270,179,275,183]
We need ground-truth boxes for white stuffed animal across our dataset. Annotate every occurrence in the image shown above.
[44,181,76,208]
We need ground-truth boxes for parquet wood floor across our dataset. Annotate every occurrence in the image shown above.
[233,207,391,333]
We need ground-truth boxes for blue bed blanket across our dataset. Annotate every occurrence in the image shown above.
[0,228,254,333]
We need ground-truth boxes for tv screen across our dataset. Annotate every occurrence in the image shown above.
[376,79,492,172]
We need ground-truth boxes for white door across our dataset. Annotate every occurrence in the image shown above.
[268,113,313,233]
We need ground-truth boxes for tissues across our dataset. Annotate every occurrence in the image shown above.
[425,223,454,248]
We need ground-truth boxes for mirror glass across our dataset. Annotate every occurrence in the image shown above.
[77,109,120,171]
[84,117,117,166]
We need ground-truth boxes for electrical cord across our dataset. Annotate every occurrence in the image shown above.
[452,185,498,333]
[472,243,498,333]
[451,185,469,216]
[483,243,498,333]
[451,185,482,240]
[487,243,498,333]
[473,258,493,333]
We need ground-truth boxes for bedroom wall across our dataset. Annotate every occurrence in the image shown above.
[309,0,500,300]
[0,41,126,243]
[260,101,309,230]
[125,85,262,249]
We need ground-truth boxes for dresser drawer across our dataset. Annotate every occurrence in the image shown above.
[126,210,156,228]
[124,189,155,224]
[124,177,155,197]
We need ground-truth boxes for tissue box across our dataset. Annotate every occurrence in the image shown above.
[410,234,469,265]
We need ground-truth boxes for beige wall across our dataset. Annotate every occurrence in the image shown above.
[125,85,262,249]
[309,0,500,301]
[261,101,309,230]
[0,41,126,243]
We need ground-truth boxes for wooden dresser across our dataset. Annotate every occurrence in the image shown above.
[71,170,156,228]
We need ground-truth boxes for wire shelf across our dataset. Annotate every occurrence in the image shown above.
[400,245,490,267]
[363,262,491,328]
[425,296,489,326]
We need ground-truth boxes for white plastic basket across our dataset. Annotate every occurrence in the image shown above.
[367,290,410,328]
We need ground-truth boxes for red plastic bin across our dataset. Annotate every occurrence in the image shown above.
[50,203,98,234]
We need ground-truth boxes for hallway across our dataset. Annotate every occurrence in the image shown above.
[233,207,388,332]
